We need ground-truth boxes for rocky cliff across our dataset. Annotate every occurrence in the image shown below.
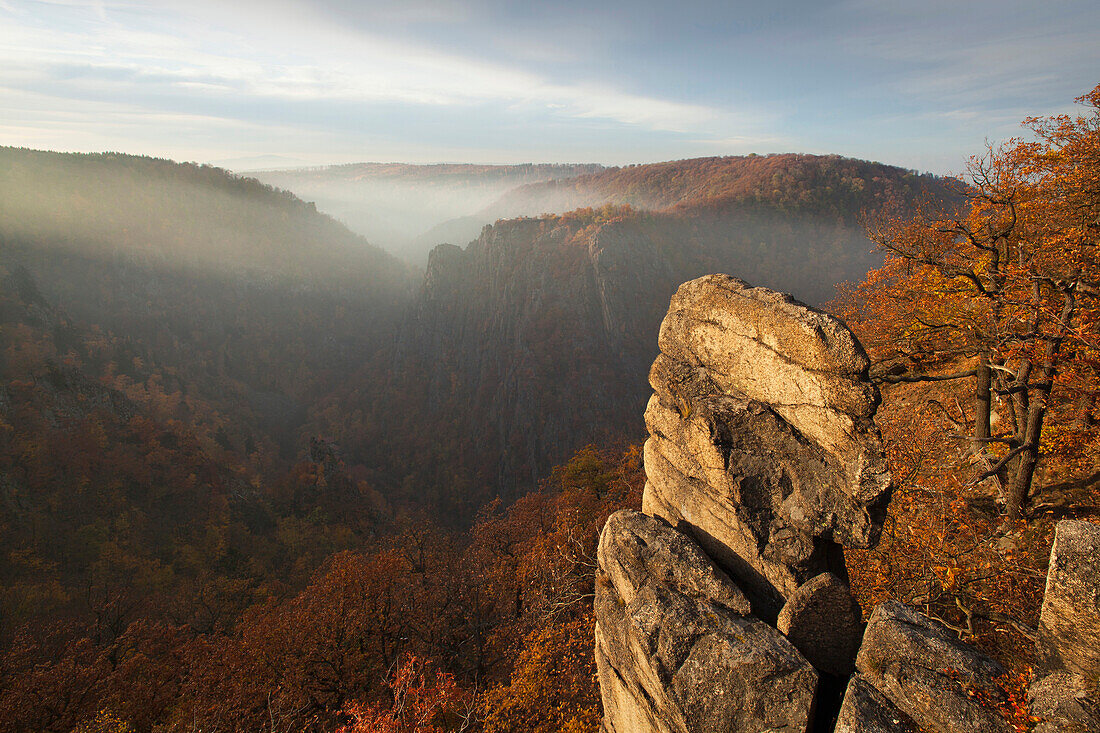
[595,275,1100,732]
[305,156,959,512]
[384,213,718,501]
[378,205,897,505]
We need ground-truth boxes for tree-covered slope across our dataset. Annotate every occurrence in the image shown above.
[0,147,412,291]
[326,156,959,506]
[483,153,952,220]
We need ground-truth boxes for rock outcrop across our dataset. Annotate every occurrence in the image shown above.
[595,274,1099,733]
[834,674,919,733]
[598,275,890,732]
[641,275,890,619]
[1035,520,1100,678]
[854,601,1011,733]
[1029,520,1100,732]
[596,510,817,733]
[777,572,864,676]
[1028,672,1100,733]
[384,164,931,503]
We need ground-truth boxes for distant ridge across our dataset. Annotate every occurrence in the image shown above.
[261,161,606,181]
[0,145,410,292]
[251,162,606,263]
[481,153,952,220]
[338,154,960,505]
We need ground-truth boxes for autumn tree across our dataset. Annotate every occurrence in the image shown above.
[846,83,1100,522]
[336,655,473,733]
[480,614,602,733]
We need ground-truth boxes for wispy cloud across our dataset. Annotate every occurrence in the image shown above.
[0,0,1094,169]
[837,0,1098,110]
[0,0,748,139]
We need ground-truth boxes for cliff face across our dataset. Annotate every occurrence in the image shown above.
[383,205,891,504]
[304,155,957,511]
[393,215,704,499]
[594,275,1100,733]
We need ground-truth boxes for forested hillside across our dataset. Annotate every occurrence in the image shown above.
[0,148,411,288]
[0,147,957,538]
[0,151,422,700]
[0,146,415,438]
[480,153,949,220]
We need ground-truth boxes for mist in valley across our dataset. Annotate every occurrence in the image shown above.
[250,162,605,264]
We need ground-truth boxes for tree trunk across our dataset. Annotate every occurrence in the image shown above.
[974,351,992,446]
[1004,290,1076,522]
[1005,394,1045,522]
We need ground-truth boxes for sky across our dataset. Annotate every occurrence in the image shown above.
[1,0,1097,174]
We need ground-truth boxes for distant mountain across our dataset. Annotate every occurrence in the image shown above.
[0,147,411,292]
[412,154,953,271]
[0,147,416,458]
[0,146,958,520]
[252,162,605,263]
[0,147,422,636]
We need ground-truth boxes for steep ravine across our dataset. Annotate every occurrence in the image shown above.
[333,201,889,515]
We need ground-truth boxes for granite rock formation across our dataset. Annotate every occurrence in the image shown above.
[854,601,1011,733]
[777,572,864,676]
[834,674,919,733]
[598,275,889,732]
[641,275,890,618]
[1035,520,1100,678]
[595,274,1098,732]
[1029,520,1100,732]
[596,510,818,733]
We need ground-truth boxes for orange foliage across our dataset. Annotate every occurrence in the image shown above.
[840,83,1100,676]
[839,82,1100,521]
[481,614,601,733]
[337,655,471,733]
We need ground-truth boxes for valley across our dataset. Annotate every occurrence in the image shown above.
[1,107,1096,730]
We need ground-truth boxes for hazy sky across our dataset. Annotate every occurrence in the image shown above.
[2,0,1097,173]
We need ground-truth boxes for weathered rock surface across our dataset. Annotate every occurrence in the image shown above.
[1028,671,1100,733]
[1035,520,1100,679]
[595,509,818,733]
[835,674,920,733]
[593,277,1100,733]
[1026,520,1100,732]
[597,510,751,615]
[855,601,1012,733]
[642,274,891,617]
[777,572,864,675]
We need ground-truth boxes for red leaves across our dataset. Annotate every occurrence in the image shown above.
[337,655,469,733]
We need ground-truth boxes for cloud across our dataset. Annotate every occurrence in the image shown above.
[7,0,1088,171]
[0,0,748,138]
[835,0,1099,109]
